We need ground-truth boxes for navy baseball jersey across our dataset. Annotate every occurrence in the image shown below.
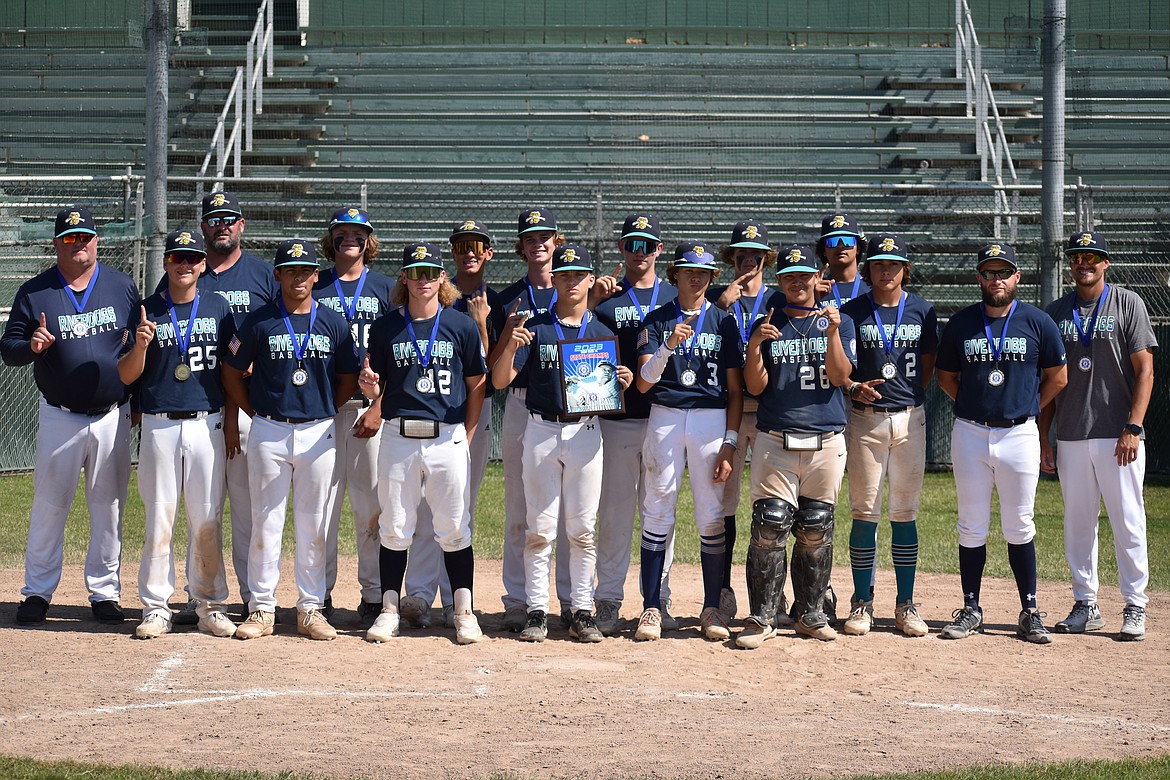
[637,299,743,410]
[451,279,499,395]
[367,306,485,424]
[841,292,939,408]
[491,277,557,390]
[706,287,784,355]
[226,300,359,420]
[2,263,139,410]
[937,300,1066,422]
[312,266,397,400]
[124,290,236,414]
[593,279,677,420]
[751,308,858,433]
[191,251,279,328]
[822,274,871,309]
[512,312,617,418]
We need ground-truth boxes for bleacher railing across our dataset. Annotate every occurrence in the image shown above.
[196,0,274,194]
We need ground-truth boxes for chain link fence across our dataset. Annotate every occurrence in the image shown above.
[2,175,1168,472]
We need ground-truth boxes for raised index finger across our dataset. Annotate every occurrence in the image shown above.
[509,299,521,316]
[683,312,699,326]
[39,311,47,329]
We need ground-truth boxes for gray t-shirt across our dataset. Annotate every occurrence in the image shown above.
[1046,284,1157,441]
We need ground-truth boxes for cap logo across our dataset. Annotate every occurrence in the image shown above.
[830,215,846,229]
[743,225,760,240]
[880,237,896,252]
[525,211,545,225]
[694,245,705,256]
[177,232,195,245]
[412,245,430,260]
[211,194,227,207]
[1077,233,1095,247]
[461,220,478,231]
[563,248,577,262]
[347,208,360,220]
[987,244,1003,257]
[66,211,82,226]
[633,216,650,230]
[288,243,307,258]
[787,249,806,263]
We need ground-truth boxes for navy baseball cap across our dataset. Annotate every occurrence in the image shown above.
[273,239,319,269]
[621,213,662,242]
[821,213,863,239]
[1065,230,1110,258]
[55,206,97,238]
[450,219,493,244]
[402,241,444,270]
[329,207,374,232]
[551,243,593,273]
[865,233,909,263]
[775,244,819,275]
[165,229,206,256]
[728,220,770,251]
[672,241,718,270]
[518,207,558,235]
[201,192,243,219]
[976,242,1018,269]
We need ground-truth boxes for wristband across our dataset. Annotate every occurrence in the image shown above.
[723,429,739,447]
[847,382,860,398]
[722,439,738,450]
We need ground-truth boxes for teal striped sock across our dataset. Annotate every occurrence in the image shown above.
[891,521,919,603]
[848,519,878,602]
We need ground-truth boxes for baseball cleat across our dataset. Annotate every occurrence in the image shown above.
[634,608,662,641]
[235,610,275,640]
[172,598,199,626]
[700,606,731,641]
[773,594,795,629]
[559,607,573,629]
[198,611,238,638]
[519,610,548,642]
[134,613,172,639]
[297,609,337,641]
[1119,604,1146,641]
[718,588,738,620]
[594,600,621,636]
[939,605,983,639]
[91,600,125,624]
[454,612,484,645]
[660,607,679,632]
[399,595,431,628]
[794,613,838,642]
[894,601,929,637]
[1016,609,1052,645]
[842,599,874,636]
[16,595,49,625]
[569,610,604,643]
[356,599,382,628]
[367,608,401,643]
[1054,600,1105,633]
[443,604,456,629]
[735,616,777,650]
[503,606,528,633]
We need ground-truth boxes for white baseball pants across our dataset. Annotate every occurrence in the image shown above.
[324,401,382,604]
[846,405,927,522]
[951,418,1039,547]
[642,405,727,540]
[226,408,254,604]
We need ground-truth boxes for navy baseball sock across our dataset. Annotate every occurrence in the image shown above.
[1006,540,1039,611]
[848,519,878,602]
[378,545,408,598]
[700,531,726,609]
[891,521,919,604]
[721,515,737,589]
[442,546,474,595]
[640,529,669,610]
[957,544,986,608]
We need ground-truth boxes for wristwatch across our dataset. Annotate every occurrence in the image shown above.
[1123,423,1143,436]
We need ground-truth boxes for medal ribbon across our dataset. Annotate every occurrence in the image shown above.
[831,276,862,309]
[674,299,708,364]
[980,300,1018,365]
[164,290,201,365]
[526,277,557,314]
[1071,283,1108,348]
[405,306,443,370]
[278,297,318,365]
[553,310,589,342]
[623,277,660,323]
[868,291,906,362]
[331,267,368,323]
[732,290,766,345]
[56,262,100,317]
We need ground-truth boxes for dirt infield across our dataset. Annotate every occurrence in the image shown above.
[0,558,1166,779]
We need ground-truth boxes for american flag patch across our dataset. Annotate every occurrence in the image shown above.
[229,335,241,355]
[121,329,129,345]
[637,328,649,348]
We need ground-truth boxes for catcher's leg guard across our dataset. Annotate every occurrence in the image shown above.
[745,498,795,626]
[791,498,836,624]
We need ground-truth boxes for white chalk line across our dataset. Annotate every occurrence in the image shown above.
[139,651,186,693]
[905,701,1170,733]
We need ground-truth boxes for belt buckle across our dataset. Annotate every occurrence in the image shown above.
[400,418,439,439]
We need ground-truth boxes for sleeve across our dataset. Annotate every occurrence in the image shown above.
[1122,292,1158,353]
[719,313,744,369]
[334,318,360,374]
[920,303,939,354]
[216,305,238,356]
[461,320,486,376]
[837,312,858,367]
[1,288,37,366]
[120,300,144,356]
[935,319,961,373]
[1037,313,1067,369]
[224,314,257,371]
[367,318,388,376]
[637,317,661,358]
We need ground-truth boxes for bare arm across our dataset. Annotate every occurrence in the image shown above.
[463,374,486,443]
[1116,347,1155,466]
[221,364,254,418]
[1037,364,1068,411]
[936,369,960,402]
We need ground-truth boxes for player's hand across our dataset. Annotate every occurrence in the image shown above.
[615,365,633,390]
[591,262,624,300]
[1115,430,1140,467]
[747,309,780,348]
[712,448,734,483]
[1040,437,1056,474]
[716,270,755,310]
[353,408,382,438]
[131,411,142,429]
[814,277,835,299]
[241,362,253,380]
[135,305,157,347]
[501,299,526,336]
[358,355,381,396]
[467,289,490,326]
[816,304,841,333]
[666,312,698,350]
[30,312,56,354]
[509,313,532,347]
[851,378,884,404]
[224,418,241,459]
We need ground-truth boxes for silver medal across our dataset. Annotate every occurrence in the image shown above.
[1078,356,1092,372]
[174,363,192,382]
[72,320,88,337]
[416,373,435,394]
[680,368,697,387]
[881,362,897,380]
[987,368,1005,387]
[814,315,831,332]
[291,367,309,387]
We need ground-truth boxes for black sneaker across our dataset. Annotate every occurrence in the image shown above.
[91,600,125,624]
[519,610,548,642]
[172,598,199,626]
[939,605,983,639]
[322,597,335,620]
[16,595,49,625]
[559,607,572,629]
[569,610,604,643]
[1017,609,1053,645]
[356,600,382,628]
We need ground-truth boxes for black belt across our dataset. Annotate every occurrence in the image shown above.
[161,409,220,420]
[967,416,1028,429]
[49,401,119,417]
[533,411,588,424]
[852,402,915,414]
[261,414,321,425]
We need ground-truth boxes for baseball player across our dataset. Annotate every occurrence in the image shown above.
[312,207,396,625]
[401,219,498,630]
[493,243,633,642]
[488,207,566,632]
[222,239,359,641]
[634,241,743,642]
[839,234,937,638]
[935,243,1067,644]
[707,219,781,623]
[592,213,680,636]
[360,242,486,645]
[815,213,870,308]
[4,206,138,626]
[736,245,857,648]
[118,229,238,639]
[1040,231,1156,641]
[169,192,279,625]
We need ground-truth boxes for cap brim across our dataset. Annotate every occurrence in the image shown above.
[674,261,717,270]
[976,259,1018,269]
[451,230,492,241]
[55,227,97,238]
[331,220,373,231]
[866,253,908,263]
[168,249,206,257]
[821,230,861,238]
[203,208,243,218]
[552,264,594,273]
[776,265,819,275]
[275,260,319,268]
[401,261,444,270]
[621,231,661,242]
[1064,247,1108,257]
[729,240,770,250]
[518,225,557,235]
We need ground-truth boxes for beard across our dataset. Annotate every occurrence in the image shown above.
[209,233,241,254]
[981,285,1016,308]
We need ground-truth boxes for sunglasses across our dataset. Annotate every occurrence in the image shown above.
[452,239,488,256]
[404,266,443,281]
[59,233,94,245]
[978,267,1016,281]
[1069,252,1107,266]
[165,253,204,265]
[823,236,857,248]
[623,239,659,255]
[204,215,240,228]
